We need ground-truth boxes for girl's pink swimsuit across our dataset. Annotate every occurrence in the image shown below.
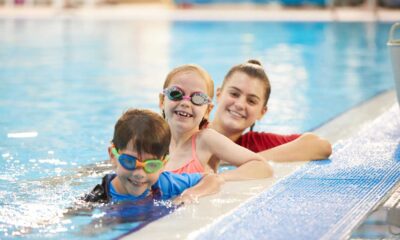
[169,133,204,174]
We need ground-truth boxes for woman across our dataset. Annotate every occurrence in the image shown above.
[209,60,332,163]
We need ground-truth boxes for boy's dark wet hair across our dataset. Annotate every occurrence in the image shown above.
[112,109,171,158]
[222,59,271,106]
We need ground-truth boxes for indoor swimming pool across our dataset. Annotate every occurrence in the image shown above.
[0,20,396,239]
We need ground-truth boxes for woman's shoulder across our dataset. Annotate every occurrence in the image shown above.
[238,131,301,152]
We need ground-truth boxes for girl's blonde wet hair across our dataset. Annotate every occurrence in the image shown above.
[162,64,214,99]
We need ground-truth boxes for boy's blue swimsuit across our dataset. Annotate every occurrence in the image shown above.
[84,172,202,203]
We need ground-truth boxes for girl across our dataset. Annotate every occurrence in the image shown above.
[159,64,273,181]
[209,60,332,163]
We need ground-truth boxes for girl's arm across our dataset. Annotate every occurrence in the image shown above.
[200,129,273,181]
[173,173,224,205]
[260,133,332,163]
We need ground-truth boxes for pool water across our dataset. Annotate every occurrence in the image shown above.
[0,20,395,239]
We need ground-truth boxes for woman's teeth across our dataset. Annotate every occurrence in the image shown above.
[228,110,245,118]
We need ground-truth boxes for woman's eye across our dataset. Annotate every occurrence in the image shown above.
[229,92,240,98]
[248,99,258,105]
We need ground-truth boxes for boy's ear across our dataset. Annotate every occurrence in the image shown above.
[108,145,117,168]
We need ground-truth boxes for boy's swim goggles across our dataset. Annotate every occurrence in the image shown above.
[111,147,167,174]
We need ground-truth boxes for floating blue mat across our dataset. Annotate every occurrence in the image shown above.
[194,105,400,240]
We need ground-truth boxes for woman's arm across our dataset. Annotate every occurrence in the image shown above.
[200,129,273,181]
[173,173,224,205]
[260,133,332,162]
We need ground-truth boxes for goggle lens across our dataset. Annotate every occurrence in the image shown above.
[168,89,184,100]
[118,154,138,170]
[143,160,164,173]
[191,93,209,105]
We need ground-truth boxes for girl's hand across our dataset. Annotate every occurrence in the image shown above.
[172,174,225,206]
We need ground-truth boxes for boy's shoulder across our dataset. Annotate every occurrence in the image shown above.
[83,173,116,203]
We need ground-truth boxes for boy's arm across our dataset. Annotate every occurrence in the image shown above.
[260,133,332,163]
[173,174,224,205]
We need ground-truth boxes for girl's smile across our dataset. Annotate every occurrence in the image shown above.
[174,110,193,118]
[127,176,149,186]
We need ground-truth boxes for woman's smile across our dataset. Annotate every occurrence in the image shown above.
[227,108,246,119]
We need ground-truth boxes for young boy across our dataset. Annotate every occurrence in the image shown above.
[84,109,222,205]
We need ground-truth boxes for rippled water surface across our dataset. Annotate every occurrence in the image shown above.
[0,20,395,239]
